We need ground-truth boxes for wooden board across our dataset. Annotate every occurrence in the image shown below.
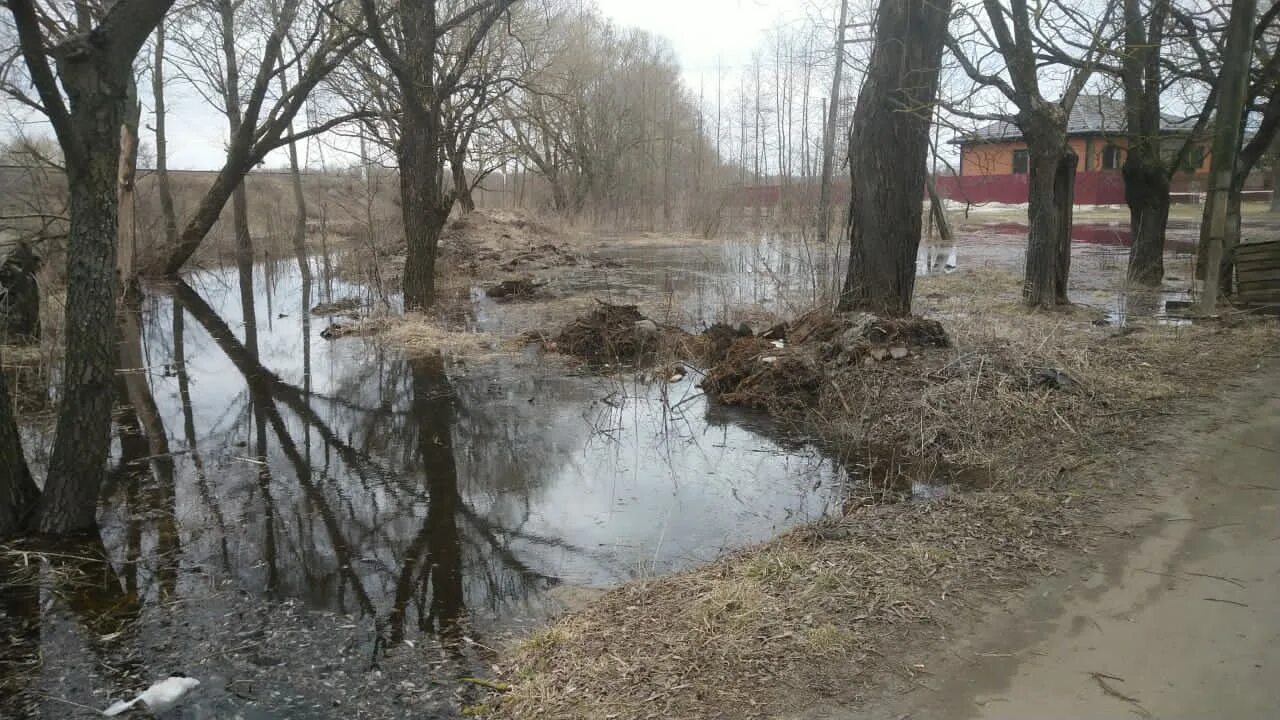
[1235,241,1280,304]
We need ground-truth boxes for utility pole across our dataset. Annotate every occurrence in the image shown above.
[1200,0,1256,315]
[817,0,850,247]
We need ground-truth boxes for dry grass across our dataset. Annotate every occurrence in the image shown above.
[378,313,498,356]
[496,491,1084,719]
[487,268,1279,720]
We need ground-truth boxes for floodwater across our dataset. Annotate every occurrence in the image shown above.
[1,221,1202,717]
[2,253,848,718]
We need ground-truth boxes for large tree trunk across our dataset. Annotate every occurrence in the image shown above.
[1124,151,1171,286]
[399,120,451,310]
[37,111,123,534]
[838,0,952,316]
[1024,145,1064,308]
[0,357,38,537]
[1121,0,1171,287]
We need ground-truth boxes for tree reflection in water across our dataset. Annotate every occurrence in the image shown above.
[5,254,842,715]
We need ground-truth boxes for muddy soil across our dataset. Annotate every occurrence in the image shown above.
[798,365,1280,720]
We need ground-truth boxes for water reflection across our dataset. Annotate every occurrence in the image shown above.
[10,256,844,716]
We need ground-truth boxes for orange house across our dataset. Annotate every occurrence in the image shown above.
[942,95,1211,205]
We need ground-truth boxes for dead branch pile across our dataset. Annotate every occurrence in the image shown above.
[702,312,951,414]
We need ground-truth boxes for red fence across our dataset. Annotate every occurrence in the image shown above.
[935,170,1128,206]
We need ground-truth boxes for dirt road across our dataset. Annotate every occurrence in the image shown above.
[821,369,1280,720]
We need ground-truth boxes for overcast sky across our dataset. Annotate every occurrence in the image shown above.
[2,0,822,170]
[181,0,822,170]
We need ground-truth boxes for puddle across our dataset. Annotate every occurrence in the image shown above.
[4,256,849,717]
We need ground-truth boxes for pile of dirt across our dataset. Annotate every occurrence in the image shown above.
[485,278,545,302]
[701,337,820,410]
[554,302,654,362]
[701,322,755,365]
[552,301,695,364]
[702,312,951,412]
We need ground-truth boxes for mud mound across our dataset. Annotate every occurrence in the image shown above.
[486,278,545,302]
[554,302,656,363]
[701,337,820,410]
[861,317,950,348]
[703,313,951,410]
[701,322,754,365]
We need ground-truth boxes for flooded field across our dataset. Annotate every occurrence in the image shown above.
[0,221,1210,717]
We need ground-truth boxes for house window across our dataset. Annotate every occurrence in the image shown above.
[1012,149,1029,174]
[1101,144,1123,170]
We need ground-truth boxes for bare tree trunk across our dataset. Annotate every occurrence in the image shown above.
[450,147,476,214]
[1125,162,1171,285]
[1054,148,1078,304]
[36,116,124,534]
[838,0,952,315]
[0,358,38,537]
[153,22,178,246]
[1200,0,1256,313]
[286,142,310,279]
[218,0,254,276]
[399,116,450,309]
[10,0,174,535]
[117,82,141,288]
[817,0,849,245]
[1122,0,1171,286]
[1024,145,1064,308]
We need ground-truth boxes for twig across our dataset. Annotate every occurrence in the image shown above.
[1183,571,1246,589]
[1203,597,1249,608]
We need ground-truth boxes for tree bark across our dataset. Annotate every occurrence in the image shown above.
[838,0,952,316]
[1023,143,1065,308]
[1125,158,1171,285]
[399,116,450,309]
[277,52,312,282]
[117,81,141,288]
[1121,0,1171,286]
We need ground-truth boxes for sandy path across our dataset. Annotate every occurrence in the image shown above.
[801,367,1280,720]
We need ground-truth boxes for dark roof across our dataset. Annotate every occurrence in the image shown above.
[953,94,1199,144]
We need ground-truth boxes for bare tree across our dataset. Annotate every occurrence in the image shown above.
[3,0,174,534]
[817,0,849,247]
[1200,0,1257,312]
[357,0,518,309]
[1119,0,1173,286]
[151,20,179,246]
[946,0,1120,308]
[154,0,363,274]
[839,0,952,315]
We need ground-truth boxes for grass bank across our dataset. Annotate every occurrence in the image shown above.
[484,268,1278,719]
